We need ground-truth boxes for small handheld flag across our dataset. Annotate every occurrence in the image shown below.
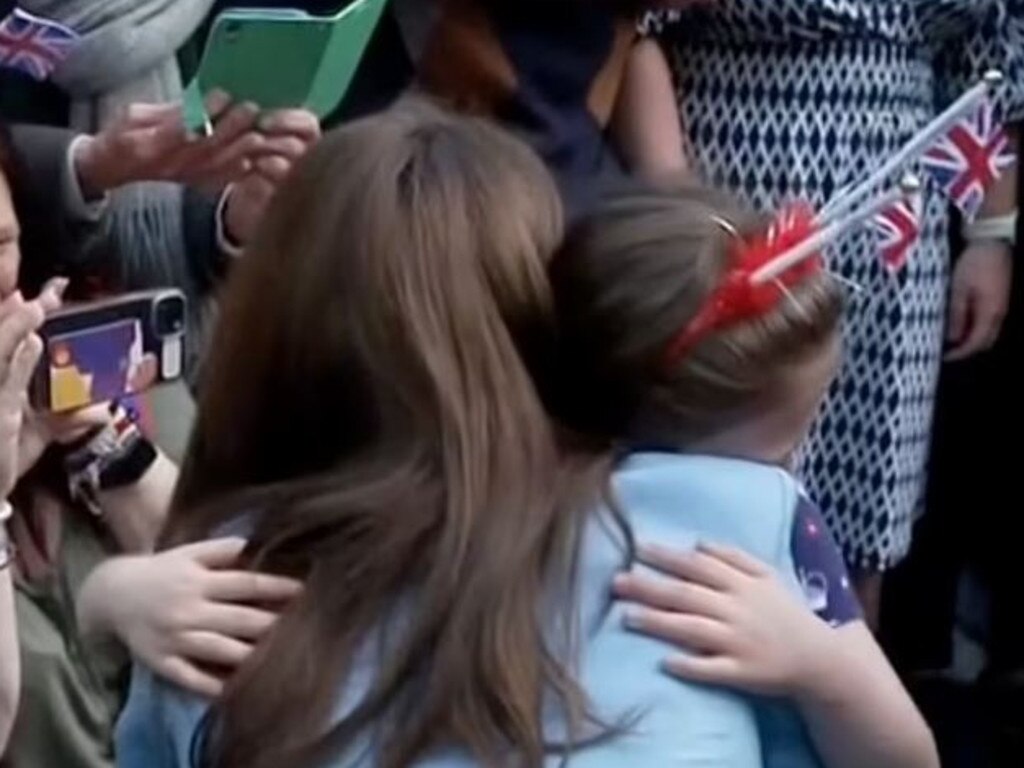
[873,199,921,273]
[871,174,923,274]
[819,71,1002,229]
[0,8,79,82]
[922,98,1016,221]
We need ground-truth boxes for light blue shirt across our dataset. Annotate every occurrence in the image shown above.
[116,453,823,767]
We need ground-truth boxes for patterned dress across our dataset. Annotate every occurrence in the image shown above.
[646,0,1024,570]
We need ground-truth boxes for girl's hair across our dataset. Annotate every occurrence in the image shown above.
[164,99,605,768]
[550,181,844,447]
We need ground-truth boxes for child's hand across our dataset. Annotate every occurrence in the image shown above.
[613,542,832,698]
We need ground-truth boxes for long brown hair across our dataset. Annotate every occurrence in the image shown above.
[164,100,604,768]
[550,181,843,448]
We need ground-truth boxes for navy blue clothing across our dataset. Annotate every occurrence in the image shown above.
[413,0,637,214]
[791,497,863,627]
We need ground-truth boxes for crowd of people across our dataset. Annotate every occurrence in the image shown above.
[0,0,1022,766]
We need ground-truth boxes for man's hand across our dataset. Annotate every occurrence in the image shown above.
[72,92,266,198]
[946,240,1014,362]
[222,110,321,247]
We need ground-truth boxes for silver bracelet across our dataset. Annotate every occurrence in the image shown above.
[963,212,1018,248]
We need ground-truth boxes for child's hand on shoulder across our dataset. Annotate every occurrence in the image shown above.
[613,542,833,698]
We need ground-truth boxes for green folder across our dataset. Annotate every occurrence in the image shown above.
[182,0,388,133]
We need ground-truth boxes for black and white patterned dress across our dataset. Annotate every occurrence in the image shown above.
[646,0,1024,570]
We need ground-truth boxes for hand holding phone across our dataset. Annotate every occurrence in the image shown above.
[182,0,388,134]
[30,290,187,413]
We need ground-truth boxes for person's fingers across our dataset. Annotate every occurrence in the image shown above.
[45,402,112,444]
[0,298,45,367]
[256,135,311,163]
[624,609,733,654]
[119,102,183,130]
[36,277,68,313]
[187,158,254,191]
[2,334,43,397]
[695,543,771,578]
[258,110,320,142]
[193,603,279,641]
[946,285,971,345]
[180,537,248,568]
[182,130,265,186]
[115,122,192,177]
[613,573,730,619]
[254,155,294,185]
[975,301,1005,350]
[157,657,224,699]
[203,90,234,121]
[180,631,254,669]
[959,315,1001,358]
[945,299,986,361]
[160,103,261,186]
[203,569,304,604]
[662,654,744,687]
[0,292,20,321]
[208,102,261,148]
[635,543,744,592]
[0,299,28,384]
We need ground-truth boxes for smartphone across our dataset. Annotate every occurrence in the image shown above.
[30,290,187,413]
[183,0,388,134]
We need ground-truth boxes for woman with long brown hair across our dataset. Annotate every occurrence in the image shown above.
[115,100,767,767]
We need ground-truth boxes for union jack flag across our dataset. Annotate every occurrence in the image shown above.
[0,8,79,82]
[922,99,1016,221]
[872,196,921,273]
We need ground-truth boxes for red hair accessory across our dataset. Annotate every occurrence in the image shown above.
[663,203,824,367]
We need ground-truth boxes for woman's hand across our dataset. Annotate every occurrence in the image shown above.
[78,538,302,699]
[614,542,832,697]
[946,241,1013,361]
[0,281,65,498]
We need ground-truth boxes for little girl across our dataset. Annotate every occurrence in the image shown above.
[550,181,939,768]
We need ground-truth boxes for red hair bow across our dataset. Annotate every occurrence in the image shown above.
[663,203,823,366]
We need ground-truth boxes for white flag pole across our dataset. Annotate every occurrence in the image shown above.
[753,180,919,286]
[816,71,1002,228]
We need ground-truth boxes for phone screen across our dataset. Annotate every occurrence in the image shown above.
[46,318,159,412]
